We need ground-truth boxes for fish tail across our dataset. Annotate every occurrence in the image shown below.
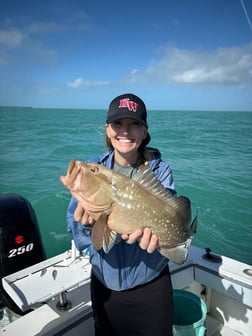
[160,244,189,265]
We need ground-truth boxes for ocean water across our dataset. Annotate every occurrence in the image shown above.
[0,107,251,265]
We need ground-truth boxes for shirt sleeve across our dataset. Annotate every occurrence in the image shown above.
[66,197,93,251]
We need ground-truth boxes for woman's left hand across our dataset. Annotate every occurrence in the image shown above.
[121,228,158,253]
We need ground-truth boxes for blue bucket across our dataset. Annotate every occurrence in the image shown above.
[172,290,207,336]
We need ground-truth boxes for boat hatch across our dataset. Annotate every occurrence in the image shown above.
[1,249,91,312]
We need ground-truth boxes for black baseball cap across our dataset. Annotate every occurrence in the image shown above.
[106,93,148,127]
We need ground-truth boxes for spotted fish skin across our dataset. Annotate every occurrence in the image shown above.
[60,160,197,264]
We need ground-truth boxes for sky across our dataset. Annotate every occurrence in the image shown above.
[0,0,252,111]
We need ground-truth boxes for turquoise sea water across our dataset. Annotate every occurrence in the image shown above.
[0,108,251,265]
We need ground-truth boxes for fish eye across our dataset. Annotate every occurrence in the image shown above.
[90,166,99,174]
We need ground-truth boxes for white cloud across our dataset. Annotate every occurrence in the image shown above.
[68,78,86,88]
[0,13,91,65]
[27,22,64,34]
[0,26,59,65]
[67,77,110,88]
[130,69,140,75]
[26,18,90,35]
[128,44,252,86]
[0,29,26,48]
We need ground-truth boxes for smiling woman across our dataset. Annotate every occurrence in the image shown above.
[105,94,152,166]
[65,93,177,335]
[105,119,147,164]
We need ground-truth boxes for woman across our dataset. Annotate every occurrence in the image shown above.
[66,93,176,335]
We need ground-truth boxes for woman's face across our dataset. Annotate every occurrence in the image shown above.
[105,118,147,157]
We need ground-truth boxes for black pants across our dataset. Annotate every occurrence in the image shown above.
[91,266,173,336]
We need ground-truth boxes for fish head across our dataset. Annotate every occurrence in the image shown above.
[60,160,114,212]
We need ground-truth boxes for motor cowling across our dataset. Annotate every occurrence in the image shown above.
[0,194,46,315]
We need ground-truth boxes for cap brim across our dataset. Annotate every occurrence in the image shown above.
[106,113,147,127]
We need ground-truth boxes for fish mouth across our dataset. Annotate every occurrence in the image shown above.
[60,160,82,188]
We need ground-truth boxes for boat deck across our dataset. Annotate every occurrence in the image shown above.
[0,246,251,335]
[0,305,246,336]
[207,315,244,336]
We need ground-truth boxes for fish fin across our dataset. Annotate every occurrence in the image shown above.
[103,228,121,253]
[159,213,198,265]
[91,213,108,250]
[162,213,198,264]
[132,164,188,205]
[159,242,190,265]
[164,213,198,264]
[91,213,121,253]
[133,165,194,225]
[166,196,192,224]
[133,164,175,200]
[189,213,198,236]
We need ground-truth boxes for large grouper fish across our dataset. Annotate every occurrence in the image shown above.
[60,160,197,264]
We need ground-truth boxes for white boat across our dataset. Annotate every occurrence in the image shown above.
[0,243,251,336]
[0,194,251,335]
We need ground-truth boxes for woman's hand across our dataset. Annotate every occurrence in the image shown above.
[121,228,158,253]
[74,202,95,225]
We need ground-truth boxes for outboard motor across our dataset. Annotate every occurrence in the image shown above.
[0,194,46,315]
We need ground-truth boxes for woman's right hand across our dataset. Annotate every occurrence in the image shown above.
[74,202,95,225]
[121,227,158,253]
